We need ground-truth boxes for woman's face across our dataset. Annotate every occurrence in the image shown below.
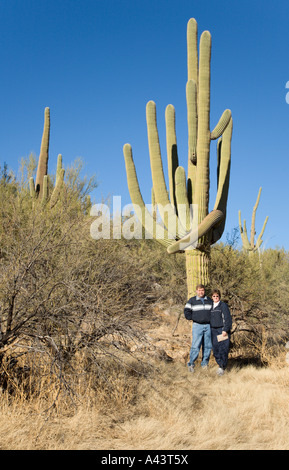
[212,293,220,302]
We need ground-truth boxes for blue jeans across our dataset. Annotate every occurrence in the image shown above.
[188,322,212,367]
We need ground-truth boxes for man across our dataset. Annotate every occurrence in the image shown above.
[184,284,213,372]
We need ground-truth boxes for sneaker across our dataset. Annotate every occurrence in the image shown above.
[201,365,208,370]
[217,367,225,376]
[188,364,195,373]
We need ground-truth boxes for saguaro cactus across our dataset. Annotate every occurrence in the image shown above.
[35,107,50,198]
[123,18,233,298]
[30,107,65,208]
[238,187,269,254]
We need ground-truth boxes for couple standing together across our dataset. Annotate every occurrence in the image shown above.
[184,284,232,376]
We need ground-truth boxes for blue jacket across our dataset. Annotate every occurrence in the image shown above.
[210,301,232,332]
[184,296,213,324]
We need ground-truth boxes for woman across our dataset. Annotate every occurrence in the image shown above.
[210,289,232,375]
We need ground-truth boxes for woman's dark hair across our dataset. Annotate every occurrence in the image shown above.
[211,289,221,298]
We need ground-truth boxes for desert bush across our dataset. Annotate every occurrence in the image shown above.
[0,163,160,405]
[210,242,289,358]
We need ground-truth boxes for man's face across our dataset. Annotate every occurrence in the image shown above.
[196,287,205,298]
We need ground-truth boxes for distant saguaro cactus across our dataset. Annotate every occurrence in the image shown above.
[123,18,233,297]
[238,187,269,254]
[30,107,65,208]
[35,107,50,198]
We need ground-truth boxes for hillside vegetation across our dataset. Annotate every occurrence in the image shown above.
[0,162,289,450]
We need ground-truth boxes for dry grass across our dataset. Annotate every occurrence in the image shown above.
[0,306,288,451]
[0,357,289,450]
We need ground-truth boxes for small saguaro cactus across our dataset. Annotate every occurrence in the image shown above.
[238,187,269,254]
[29,107,65,208]
[123,18,233,298]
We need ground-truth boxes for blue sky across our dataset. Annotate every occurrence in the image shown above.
[0,0,289,250]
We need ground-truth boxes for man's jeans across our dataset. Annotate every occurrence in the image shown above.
[188,322,212,367]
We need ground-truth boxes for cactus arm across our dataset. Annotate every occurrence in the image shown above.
[195,30,211,222]
[211,117,232,242]
[213,117,232,212]
[210,109,232,140]
[29,177,36,199]
[187,18,198,88]
[216,137,222,192]
[146,101,186,238]
[175,166,190,232]
[242,219,251,249]
[238,210,242,234]
[50,154,65,209]
[50,168,64,209]
[123,143,171,246]
[123,142,150,223]
[187,80,198,165]
[211,117,233,242]
[50,155,65,209]
[55,154,64,188]
[186,19,198,200]
[146,100,170,208]
[250,187,262,247]
[255,215,269,251]
[167,209,224,254]
[35,107,50,196]
[41,175,48,206]
[56,153,63,180]
[165,104,179,208]
[238,210,251,251]
[151,187,157,239]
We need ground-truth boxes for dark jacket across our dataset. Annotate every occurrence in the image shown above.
[184,296,213,324]
[210,301,232,332]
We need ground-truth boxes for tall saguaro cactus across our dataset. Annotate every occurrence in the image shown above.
[123,18,233,298]
[238,187,269,254]
[35,107,50,198]
[30,107,65,209]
